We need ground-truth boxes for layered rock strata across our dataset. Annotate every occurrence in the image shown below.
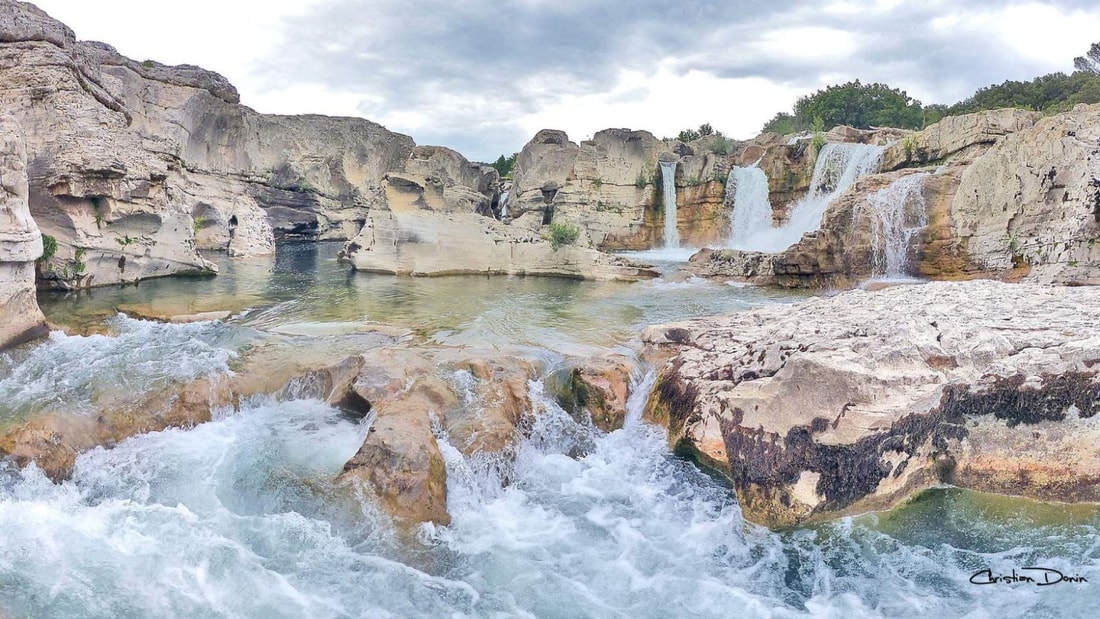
[0,114,47,349]
[644,280,1100,528]
[0,0,497,290]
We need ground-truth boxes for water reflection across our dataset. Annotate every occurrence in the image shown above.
[39,243,807,353]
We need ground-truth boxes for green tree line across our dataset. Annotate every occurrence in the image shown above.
[762,41,1100,134]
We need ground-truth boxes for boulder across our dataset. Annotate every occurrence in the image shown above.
[950,104,1100,284]
[0,114,47,349]
[330,347,544,527]
[643,280,1100,528]
[556,355,635,432]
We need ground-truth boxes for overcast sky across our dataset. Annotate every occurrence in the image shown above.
[31,0,1100,162]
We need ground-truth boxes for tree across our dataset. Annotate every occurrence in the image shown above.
[675,123,717,142]
[1075,42,1100,74]
[793,80,924,130]
[490,153,517,178]
[761,112,800,135]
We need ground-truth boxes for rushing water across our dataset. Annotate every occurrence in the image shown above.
[867,173,929,279]
[659,161,679,249]
[726,165,774,250]
[724,143,885,253]
[2,243,1098,617]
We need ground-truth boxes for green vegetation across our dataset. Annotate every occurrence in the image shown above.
[674,122,715,143]
[72,247,86,275]
[116,234,135,247]
[192,216,205,233]
[902,134,918,160]
[634,171,648,188]
[945,71,1100,116]
[39,234,57,264]
[141,59,155,69]
[547,222,579,250]
[1075,42,1100,74]
[810,116,826,154]
[762,41,1100,135]
[489,153,517,178]
[91,196,108,229]
[763,80,925,133]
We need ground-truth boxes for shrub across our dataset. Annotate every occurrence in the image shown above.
[811,132,826,154]
[39,234,57,263]
[547,222,579,250]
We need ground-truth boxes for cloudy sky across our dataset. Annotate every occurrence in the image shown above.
[32,0,1100,162]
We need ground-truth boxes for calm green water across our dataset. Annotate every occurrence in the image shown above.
[0,243,1094,618]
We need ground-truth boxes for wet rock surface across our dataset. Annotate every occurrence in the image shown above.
[643,280,1100,528]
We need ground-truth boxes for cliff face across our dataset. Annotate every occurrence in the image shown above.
[508,129,731,250]
[0,114,47,349]
[0,0,497,290]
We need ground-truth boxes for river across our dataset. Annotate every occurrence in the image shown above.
[0,243,1095,618]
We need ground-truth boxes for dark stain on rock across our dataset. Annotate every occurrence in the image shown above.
[710,370,1100,521]
[657,361,700,441]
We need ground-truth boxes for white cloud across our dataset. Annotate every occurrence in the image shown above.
[24,1,1100,161]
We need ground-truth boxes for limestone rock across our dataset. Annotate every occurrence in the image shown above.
[341,207,659,281]
[556,355,635,432]
[950,104,1100,284]
[509,128,731,249]
[643,280,1100,528]
[0,1,500,289]
[882,109,1040,171]
[0,114,47,349]
[331,347,544,527]
[686,248,777,283]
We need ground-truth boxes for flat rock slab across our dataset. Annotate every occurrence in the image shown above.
[644,280,1100,528]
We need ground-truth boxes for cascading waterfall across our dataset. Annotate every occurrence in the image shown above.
[784,142,886,243]
[725,165,773,250]
[724,143,885,253]
[499,190,509,218]
[659,160,679,248]
[867,172,929,278]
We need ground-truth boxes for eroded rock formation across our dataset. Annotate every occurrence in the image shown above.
[508,129,730,249]
[0,114,47,349]
[0,0,498,290]
[644,280,1100,528]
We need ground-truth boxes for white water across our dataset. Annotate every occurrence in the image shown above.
[499,190,509,218]
[0,345,1097,616]
[0,316,241,418]
[659,161,679,248]
[726,166,773,249]
[4,244,1099,617]
[725,143,885,253]
[867,173,928,278]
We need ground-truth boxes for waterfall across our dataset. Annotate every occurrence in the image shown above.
[725,166,772,249]
[868,173,928,278]
[724,142,885,253]
[499,190,509,218]
[659,161,679,248]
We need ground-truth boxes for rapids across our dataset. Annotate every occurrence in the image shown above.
[0,243,1096,618]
